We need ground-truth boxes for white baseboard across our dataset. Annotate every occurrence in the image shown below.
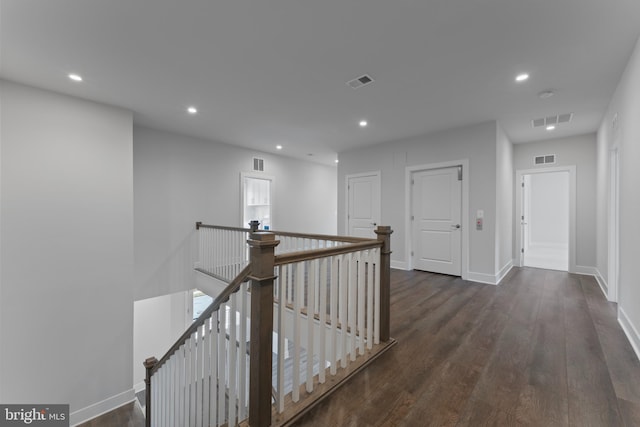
[619,307,640,362]
[495,261,514,285]
[593,268,609,299]
[573,265,598,276]
[70,388,135,426]
[391,260,409,270]
[134,381,146,393]
[465,271,498,285]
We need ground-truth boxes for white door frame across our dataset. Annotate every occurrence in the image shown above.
[607,146,620,302]
[345,171,381,236]
[240,171,274,229]
[405,159,469,279]
[515,165,576,272]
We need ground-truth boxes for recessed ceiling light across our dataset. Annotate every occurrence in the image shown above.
[538,90,554,99]
[276,145,283,150]
[515,73,529,82]
[546,125,556,131]
[68,73,83,82]
[359,120,368,127]
[187,106,198,114]
[335,159,339,164]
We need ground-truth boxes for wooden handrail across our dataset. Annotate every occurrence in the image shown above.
[149,263,253,376]
[274,240,382,266]
[196,221,373,243]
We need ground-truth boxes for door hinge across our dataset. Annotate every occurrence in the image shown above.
[411,251,414,256]
[522,182,525,188]
[411,215,415,220]
[411,179,414,185]
[458,166,462,181]
[521,248,524,253]
[521,215,524,220]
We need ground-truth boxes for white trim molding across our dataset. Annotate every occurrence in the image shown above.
[593,268,609,299]
[71,388,135,426]
[515,165,577,273]
[619,307,640,362]
[495,261,514,285]
[391,260,409,270]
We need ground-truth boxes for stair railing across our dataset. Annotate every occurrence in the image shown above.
[145,224,392,426]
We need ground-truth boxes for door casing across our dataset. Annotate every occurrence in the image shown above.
[515,165,576,272]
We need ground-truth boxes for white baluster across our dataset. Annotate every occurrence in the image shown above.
[276,266,285,413]
[358,251,366,356]
[340,253,349,368]
[202,320,211,426]
[374,248,381,345]
[210,314,218,426]
[238,283,248,420]
[229,293,238,426]
[318,257,327,383]
[306,259,316,393]
[217,307,226,425]
[292,262,304,402]
[330,256,338,375]
[349,253,357,361]
[366,250,374,350]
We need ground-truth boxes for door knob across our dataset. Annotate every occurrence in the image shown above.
[371,222,377,226]
[452,224,461,229]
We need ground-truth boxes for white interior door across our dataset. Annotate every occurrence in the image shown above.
[347,172,381,238]
[522,171,569,271]
[412,167,462,275]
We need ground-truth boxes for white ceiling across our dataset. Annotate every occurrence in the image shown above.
[2,0,639,165]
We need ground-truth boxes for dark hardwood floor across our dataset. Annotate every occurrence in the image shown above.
[81,267,640,426]
[295,267,640,427]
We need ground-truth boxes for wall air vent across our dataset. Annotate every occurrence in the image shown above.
[347,74,374,89]
[534,154,556,165]
[531,113,573,128]
[253,157,264,172]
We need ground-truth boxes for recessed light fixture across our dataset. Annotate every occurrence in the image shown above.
[68,73,83,82]
[276,145,283,150]
[335,159,339,164]
[359,120,368,127]
[546,125,556,131]
[538,90,554,99]
[515,73,529,82]
[187,106,198,114]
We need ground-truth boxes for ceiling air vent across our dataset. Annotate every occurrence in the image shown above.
[253,157,264,172]
[531,113,573,128]
[347,74,374,89]
[534,154,556,165]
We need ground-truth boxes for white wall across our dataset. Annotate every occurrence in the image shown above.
[513,133,597,268]
[495,123,514,277]
[133,291,189,390]
[0,81,134,423]
[338,121,499,279]
[134,126,337,301]
[597,35,640,358]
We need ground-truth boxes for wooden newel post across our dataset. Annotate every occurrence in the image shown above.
[247,232,279,426]
[143,356,158,427]
[375,226,393,342]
